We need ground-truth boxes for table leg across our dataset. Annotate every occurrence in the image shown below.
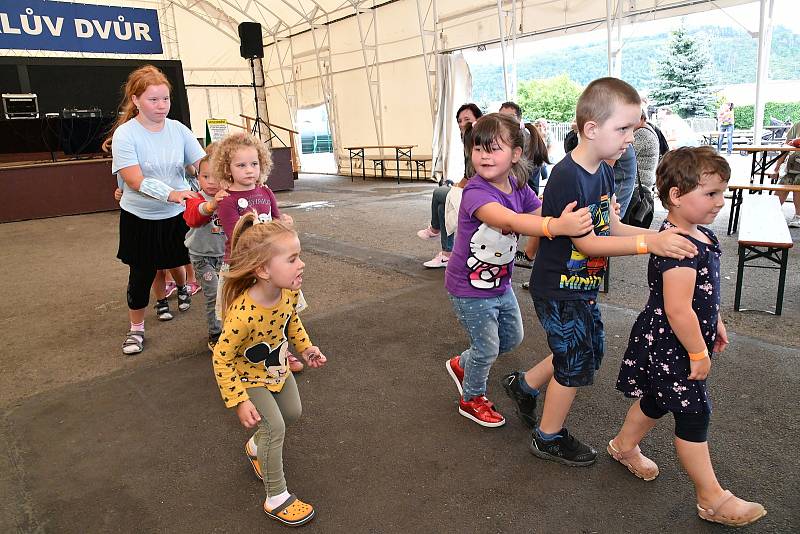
[734,244,745,311]
[361,149,366,181]
[776,248,789,315]
[750,153,757,184]
[758,151,767,185]
[732,190,743,233]
[727,190,737,235]
[349,149,354,182]
[395,149,400,184]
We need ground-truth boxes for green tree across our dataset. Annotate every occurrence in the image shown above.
[649,26,715,117]
[517,75,583,122]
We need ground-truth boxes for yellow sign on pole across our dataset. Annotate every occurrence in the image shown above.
[205,119,229,145]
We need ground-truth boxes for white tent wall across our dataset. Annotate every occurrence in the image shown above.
[0,0,768,169]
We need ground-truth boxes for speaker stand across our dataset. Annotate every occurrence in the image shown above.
[248,58,266,140]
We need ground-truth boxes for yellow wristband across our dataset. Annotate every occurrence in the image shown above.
[635,234,648,254]
[542,216,554,240]
[688,349,709,361]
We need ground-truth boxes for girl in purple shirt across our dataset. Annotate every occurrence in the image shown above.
[444,113,594,427]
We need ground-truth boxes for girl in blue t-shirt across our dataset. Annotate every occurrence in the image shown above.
[444,113,594,427]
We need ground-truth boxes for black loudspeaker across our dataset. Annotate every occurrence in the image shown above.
[238,22,264,59]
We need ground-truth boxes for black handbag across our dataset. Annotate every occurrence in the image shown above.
[622,173,655,229]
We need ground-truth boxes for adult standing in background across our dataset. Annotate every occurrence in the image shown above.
[533,118,555,184]
[103,65,206,355]
[633,109,660,189]
[417,103,482,268]
[611,143,638,219]
[716,102,735,155]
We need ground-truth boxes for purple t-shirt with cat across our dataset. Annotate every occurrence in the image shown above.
[445,175,541,298]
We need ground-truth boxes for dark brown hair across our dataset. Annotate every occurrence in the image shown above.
[467,113,531,188]
[456,103,483,122]
[656,146,731,208]
[576,77,641,134]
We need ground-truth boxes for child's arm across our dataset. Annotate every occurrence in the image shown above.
[212,315,251,408]
[572,224,697,260]
[524,235,540,259]
[662,267,711,380]
[474,201,593,237]
[215,196,239,238]
[286,307,326,368]
[183,197,212,228]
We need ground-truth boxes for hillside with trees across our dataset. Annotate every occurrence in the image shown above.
[471,25,800,105]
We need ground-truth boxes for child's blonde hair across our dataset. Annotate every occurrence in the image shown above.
[656,146,731,208]
[467,113,531,188]
[220,211,297,319]
[576,77,641,135]
[211,132,273,188]
[198,142,217,173]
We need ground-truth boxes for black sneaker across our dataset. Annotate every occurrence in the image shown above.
[529,427,597,467]
[177,285,191,312]
[154,298,173,321]
[501,372,538,428]
[514,250,533,268]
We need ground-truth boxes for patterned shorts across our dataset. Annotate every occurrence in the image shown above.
[533,297,605,387]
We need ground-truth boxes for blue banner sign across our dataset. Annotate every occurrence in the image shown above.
[0,0,162,54]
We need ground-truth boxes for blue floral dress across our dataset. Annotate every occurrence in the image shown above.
[616,222,721,413]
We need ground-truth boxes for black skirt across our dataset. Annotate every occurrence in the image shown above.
[117,209,190,269]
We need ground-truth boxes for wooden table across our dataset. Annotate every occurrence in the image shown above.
[734,194,793,315]
[344,145,416,183]
[726,175,800,234]
[732,144,800,185]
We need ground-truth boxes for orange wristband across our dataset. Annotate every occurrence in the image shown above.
[635,234,648,254]
[688,349,709,361]
[542,216,554,240]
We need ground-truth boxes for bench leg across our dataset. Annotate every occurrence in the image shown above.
[776,248,789,316]
[732,191,742,234]
[734,244,745,311]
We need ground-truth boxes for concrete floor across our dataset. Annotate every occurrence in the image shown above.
[1,166,798,533]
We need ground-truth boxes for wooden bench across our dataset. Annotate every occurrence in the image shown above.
[726,175,800,235]
[366,154,432,181]
[734,194,793,315]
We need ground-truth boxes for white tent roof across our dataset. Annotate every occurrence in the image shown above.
[2,0,757,175]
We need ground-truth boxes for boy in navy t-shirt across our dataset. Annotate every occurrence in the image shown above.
[500,77,699,466]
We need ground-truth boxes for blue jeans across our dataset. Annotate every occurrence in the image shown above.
[189,253,222,337]
[449,289,524,399]
[717,124,733,154]
[431,185,454,252]
[614,169,635,220]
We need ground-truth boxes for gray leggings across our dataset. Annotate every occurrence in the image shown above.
[189,253,222,337]
[248,374,302,497]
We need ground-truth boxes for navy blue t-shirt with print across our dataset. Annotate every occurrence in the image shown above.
[531,153,615,301]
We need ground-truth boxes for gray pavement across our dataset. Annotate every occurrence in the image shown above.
[1,168,798,533]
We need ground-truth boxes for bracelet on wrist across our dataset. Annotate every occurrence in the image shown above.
[542,216,555,240]
[688,349,709,361]
[635,234,648,254]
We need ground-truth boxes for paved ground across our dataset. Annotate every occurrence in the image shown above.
[2,162,798,533]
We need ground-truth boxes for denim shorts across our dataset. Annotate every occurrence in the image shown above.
[533,297,605,387]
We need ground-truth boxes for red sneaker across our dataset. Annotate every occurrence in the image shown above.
[459,396,505,427]
[445,356,464,395]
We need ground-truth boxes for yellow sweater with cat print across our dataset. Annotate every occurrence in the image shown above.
[213,288,312,408]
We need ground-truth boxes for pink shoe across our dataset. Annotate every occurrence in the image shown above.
[164,281,177,298]
[187,281,202,295]
[423,252,449,268]
[417,226,440,240]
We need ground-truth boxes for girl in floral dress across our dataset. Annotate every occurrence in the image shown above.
[608,147,766,527]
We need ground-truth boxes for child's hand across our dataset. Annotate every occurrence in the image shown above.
[648,228,698,259]
[280,213,294,226]
[551,201,593,236]
[113,187,123,202]
[713,320,729,354]
[612,195,621,218]
[688,354,711,380]
[214,189,229,204]
[236,399,261,428]
[301,346,327,368]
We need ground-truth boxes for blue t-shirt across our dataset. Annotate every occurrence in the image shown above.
[112,118,205,220]
[445,175,541,298]
[531,153,614,301]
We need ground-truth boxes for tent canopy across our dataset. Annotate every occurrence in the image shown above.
[2,0,758,172]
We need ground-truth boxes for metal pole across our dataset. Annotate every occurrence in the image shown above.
[606,0,613,77]
[753,0,774,146]
[497,0,509,100]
